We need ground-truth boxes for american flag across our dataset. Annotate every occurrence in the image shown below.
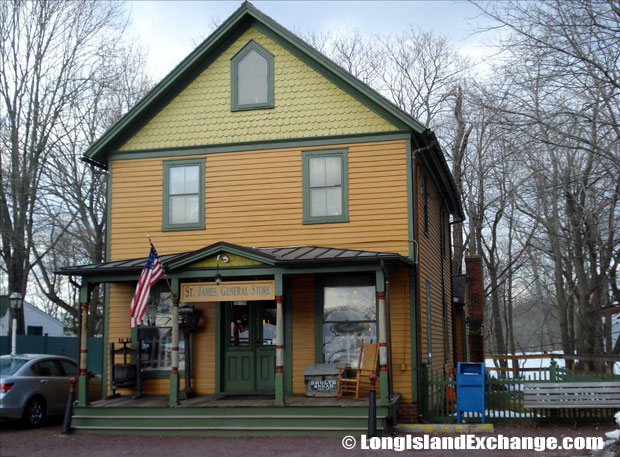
[130,244,164,328]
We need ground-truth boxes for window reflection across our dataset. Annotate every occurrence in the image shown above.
[139,287,185,372]
[322,278,376,368]
[230,303,250,346]
[261,305,277,346]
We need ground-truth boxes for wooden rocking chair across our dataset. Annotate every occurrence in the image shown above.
[336,342,379,399]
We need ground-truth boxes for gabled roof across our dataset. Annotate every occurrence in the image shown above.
[84,1,427,165]
[56,241,413,277]
[84,1,464,220]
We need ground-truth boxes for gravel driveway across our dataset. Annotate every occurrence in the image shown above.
[0,419,614,457]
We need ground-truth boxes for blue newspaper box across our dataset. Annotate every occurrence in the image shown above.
[456,362,485,424]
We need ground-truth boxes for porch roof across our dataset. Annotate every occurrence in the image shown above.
[57,241,413,277]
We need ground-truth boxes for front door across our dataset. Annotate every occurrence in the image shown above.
[223,301,276,392]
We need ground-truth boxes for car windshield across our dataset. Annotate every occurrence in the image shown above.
[0,356,29,375]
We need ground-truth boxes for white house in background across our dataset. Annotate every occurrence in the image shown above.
[0,296,65,337]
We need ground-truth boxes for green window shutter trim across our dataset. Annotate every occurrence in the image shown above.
[301,148,349,224]
[231,39,275,111]
[162,157,206,231]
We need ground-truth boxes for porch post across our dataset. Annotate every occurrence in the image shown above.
[78,283,91,406]
[169,278,180,407]
[376,271,389,406]
[275,295,285,405]
[275,273,285,405]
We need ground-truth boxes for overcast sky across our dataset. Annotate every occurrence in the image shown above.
[125,1,492,80]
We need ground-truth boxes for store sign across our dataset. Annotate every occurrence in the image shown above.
[181,280,275,302]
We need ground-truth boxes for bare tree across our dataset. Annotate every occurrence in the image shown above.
[0,0,135,332]
[475,0,620,369]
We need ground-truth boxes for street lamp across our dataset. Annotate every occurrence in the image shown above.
[9,292,23,356]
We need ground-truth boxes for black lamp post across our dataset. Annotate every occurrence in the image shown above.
[9,292,24,356]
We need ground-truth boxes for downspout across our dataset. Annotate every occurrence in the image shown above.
[410,139,422,410]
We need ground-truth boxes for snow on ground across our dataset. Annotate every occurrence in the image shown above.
[484,353,620,379]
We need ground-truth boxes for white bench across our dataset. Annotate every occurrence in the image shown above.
[523,382,620,410]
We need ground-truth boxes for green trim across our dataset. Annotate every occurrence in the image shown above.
[215,302,222,394]
[102,284,110,397]
[168,244,276,270]
[375,270,385,293]
[251,18,423,133]
[406,138,415,261]
[78,375,89,407]
[76,265,387,284]
[162,158,206,231]
[284,278,293,395]
[301,148,349,224]
[425,280,432,364]
[169,373,180,407]
[105,165,112,262]
[231,40,274,111]
[409,269,419,402]
[130,326,138,355]
[84,6,251,163]
[169,277,180,406]
[109,131,410,161]
[423,174,429,237]
[379,371,389,406]
[84,1,426,163]
[102,164,112,398]
[80,283,90,303]
[275,372,284,406]
[314,279,323,364]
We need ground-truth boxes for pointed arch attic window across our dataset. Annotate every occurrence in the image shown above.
[231,40,274,111]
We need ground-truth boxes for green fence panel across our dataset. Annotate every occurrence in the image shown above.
[0,335,102,375]
[422,363,619,423]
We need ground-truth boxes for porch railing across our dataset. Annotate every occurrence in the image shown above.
[420,362,620,423]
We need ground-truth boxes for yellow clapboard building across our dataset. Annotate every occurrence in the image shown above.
[60,2,466,435]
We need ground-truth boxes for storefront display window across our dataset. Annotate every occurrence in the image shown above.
[321,277,376,368]
[138,287,185,372]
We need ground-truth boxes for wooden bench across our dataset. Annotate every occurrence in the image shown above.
[524,382,620,412]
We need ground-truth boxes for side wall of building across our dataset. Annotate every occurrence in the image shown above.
[416,163,453,374]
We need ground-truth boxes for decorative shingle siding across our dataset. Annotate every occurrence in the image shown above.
[119,27,397,152]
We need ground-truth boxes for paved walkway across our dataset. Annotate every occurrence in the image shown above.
[0,419,615,456]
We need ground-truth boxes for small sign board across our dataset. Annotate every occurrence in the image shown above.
[181,280,275,302]
[304,363,342,397]
[308,379,338,393]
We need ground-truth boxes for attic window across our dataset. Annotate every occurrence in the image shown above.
[231,40,274,111]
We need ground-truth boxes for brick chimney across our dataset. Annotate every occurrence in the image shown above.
[465,255,484,362]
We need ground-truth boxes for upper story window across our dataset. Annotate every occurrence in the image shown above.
[231,40,274,111]
[162,158,205,231]
[302,148,349,224]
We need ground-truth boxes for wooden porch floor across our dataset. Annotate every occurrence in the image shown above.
[89,394,370,408]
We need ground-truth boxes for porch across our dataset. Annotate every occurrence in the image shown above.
[71,393,399,436]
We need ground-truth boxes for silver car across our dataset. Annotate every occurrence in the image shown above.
[0,354,101,427]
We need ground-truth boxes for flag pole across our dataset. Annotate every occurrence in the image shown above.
[146,235,176,299]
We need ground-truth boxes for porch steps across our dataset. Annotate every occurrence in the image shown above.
[71,406,390,436]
